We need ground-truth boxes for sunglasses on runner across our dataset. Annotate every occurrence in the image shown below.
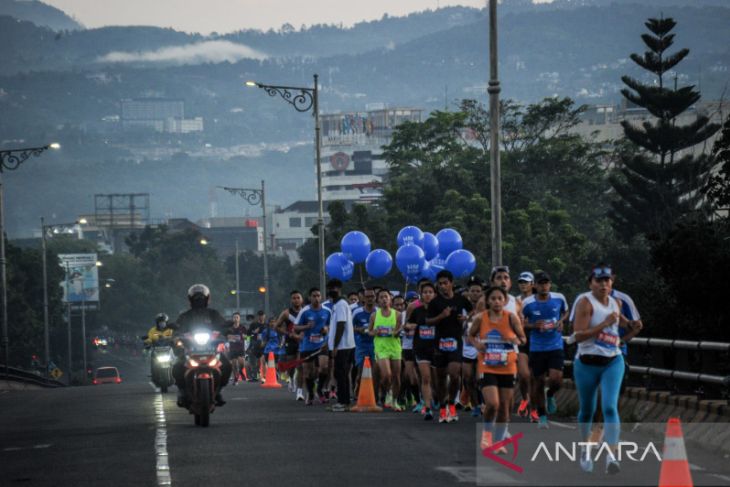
[591,266,613,279]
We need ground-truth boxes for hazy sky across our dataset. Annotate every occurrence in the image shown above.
[44,0,552,34]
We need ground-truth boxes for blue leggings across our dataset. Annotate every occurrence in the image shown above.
[574,354,624,445]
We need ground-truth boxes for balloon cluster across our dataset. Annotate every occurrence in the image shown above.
[325,227,477,283]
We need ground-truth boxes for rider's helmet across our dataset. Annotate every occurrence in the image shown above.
[187,284,211,309]
[155,313,169,329]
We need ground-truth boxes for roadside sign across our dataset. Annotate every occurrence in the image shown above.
[50,368,63,379]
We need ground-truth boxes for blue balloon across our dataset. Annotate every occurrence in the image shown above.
[325,252,354,281]
[429,256,447,272]
[423,232,439,261]
[420,261,437,282]
[365,249,392,278]
[445,249,477,279]
[395,244,426,279]
[436,228,463,258]
[341,231,371,264]
[397,226,425,248]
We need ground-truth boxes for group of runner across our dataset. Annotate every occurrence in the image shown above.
[224,263,643,474]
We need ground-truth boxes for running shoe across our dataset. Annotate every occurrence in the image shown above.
[471,407,481,418]
[317,394,328,405]
[384,392,393,409]
[537,415,549,429]
[439,407,448,423]
[423,408,434,421]
[392,402,404,412]
[529,409,540,423]
[579,447,594,473]
[447,404,459,423]
[329,390,338,401]
[412,400,424,413]
[305,397,313,406]
[296,389,305,401]
[605,457,620,475]
[331,403,347,412]
[517,399,529,417]
[407,397,418,410]
[463,402,472,412]
[546,396,558,415]
[480,431,493,450]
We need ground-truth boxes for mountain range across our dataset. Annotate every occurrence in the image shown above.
[1,0,729,237]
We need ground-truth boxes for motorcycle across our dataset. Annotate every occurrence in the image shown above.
[150,339,175,393]
[176,329,224,427]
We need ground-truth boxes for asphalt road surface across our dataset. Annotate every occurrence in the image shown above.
[2,350,729,487]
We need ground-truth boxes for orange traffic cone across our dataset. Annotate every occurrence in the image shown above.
[658,417,693,487]
[261,352,282,389]
[350,356,382,413]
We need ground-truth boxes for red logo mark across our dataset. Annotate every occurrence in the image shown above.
[481,432,524,473]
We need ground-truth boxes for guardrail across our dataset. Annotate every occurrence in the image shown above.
[564,336,730,401]
[0,366,66,388]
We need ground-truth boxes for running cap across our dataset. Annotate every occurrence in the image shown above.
[517,271,534,283]
[534,271,551,283]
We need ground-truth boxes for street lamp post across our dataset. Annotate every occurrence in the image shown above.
[0,143,59,375]
[246,76,325,293]
[234,240,240,311]
[219,181,270,317]
[488,0,503,267]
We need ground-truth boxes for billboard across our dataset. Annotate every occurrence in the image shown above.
[58,253,99,303]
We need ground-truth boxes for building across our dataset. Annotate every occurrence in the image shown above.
[120,98,204,134]
[171,217,263,258]
[273,200,344,251]
[319,107,422,204]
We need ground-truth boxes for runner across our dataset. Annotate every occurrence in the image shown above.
[469,286,525,452]
[261,317,282,384]
[275,290,304,397]
[515,271,534,418]
[347,291,360,307]
[520,272,568,429]
[224,312,247,385]
[246,311,266,382]
[352,288,378,398]
[368,289,403,411]
[428,270,473,423]
[572,264,628,474]
[409,282,438,420]
[395,294,419,410]
[462,276,484,417]
[294,288,331,405]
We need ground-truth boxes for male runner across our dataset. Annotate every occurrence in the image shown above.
[275,291,304,397]
[521,272,568,428]
[294,288,331,405]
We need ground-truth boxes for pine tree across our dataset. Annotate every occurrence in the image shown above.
[610,17,720,238]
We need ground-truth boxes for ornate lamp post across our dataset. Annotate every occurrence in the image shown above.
[0,143,59,374]
[488,0,503,267]
[219,181,270,317]
[245,76,325,293]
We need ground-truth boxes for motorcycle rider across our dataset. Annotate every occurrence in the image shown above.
[145,313,174,376]
[172,284,231,407]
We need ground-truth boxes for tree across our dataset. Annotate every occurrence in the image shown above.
[703,115,730,212]
[610,17,720,238]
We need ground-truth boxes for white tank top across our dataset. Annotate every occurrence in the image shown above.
[400,310,414,350]
[576,293,621,358]
[504,295,517,314]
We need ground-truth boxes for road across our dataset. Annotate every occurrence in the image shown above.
[1,350,729,487]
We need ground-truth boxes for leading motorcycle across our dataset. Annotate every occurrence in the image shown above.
[175,329,224,427]
[150,339,175,393]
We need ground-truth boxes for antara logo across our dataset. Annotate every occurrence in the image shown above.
[530,442,662,462]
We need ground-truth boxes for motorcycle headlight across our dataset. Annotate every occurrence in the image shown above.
[156,353,172,363]
[193,332,211,346]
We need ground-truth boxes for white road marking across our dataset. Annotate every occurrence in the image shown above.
[154,394,171,486]
[689,463,706,471]
[547,420,576,430]
[3,444,52,452]
[709,474,730,483]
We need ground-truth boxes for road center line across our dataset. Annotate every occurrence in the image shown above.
[154,394,171,486]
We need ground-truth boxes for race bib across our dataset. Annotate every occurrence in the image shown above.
[539,320,557,332]
[439,338,458,352]
[596,330,620,349]
[227,335,241,342]
[418,326,436,339]
[309,334,323,344]
[483,344,509,366]
[376,327,393,337]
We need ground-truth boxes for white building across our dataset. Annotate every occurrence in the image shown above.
[273,201,334,251]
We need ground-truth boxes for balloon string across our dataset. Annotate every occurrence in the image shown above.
[359,264,365,289]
